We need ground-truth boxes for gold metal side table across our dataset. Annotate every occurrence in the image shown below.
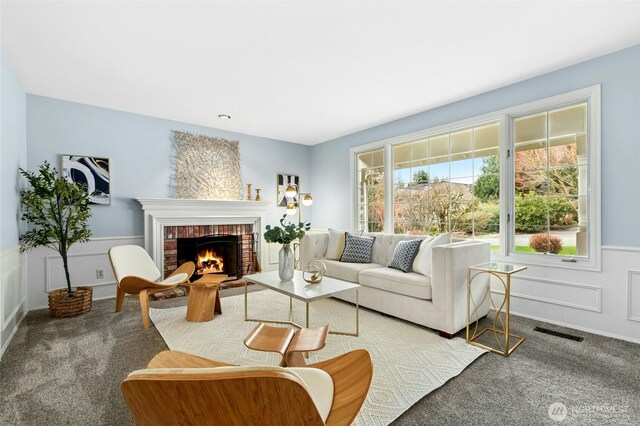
[467,262,527,356]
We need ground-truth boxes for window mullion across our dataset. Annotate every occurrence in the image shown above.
[384,143,394,233]
[501,115,511,257]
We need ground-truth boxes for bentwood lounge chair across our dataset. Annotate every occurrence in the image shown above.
[121,349,373,426]
[109,245,195,329]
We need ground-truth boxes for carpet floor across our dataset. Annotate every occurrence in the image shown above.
[1,286,639,425]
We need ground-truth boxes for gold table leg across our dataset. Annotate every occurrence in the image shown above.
[466,270,525,356]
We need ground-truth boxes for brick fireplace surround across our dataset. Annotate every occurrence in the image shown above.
[163,224,254,278]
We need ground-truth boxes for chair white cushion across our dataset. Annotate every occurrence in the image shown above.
[130,365,334,422]
[412,233,451,276]
[110,245,161,282]
[157,273,188,286]
[289,367,334,422]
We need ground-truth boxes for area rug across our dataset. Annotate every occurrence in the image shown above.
[149,291,486,425]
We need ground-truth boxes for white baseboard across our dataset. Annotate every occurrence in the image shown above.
[0,308,27,360]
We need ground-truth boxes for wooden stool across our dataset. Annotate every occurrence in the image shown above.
[244,323,329,367]
[183,274,227,322]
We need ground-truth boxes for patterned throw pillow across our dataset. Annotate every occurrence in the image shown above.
[326,229,363,260]
[388,239,423,273]
[340,233,376,263]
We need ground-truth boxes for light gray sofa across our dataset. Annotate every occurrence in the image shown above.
[299,231,491,337]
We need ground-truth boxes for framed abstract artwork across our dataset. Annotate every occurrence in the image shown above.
[277,173,299,207]
[61,155,111,205]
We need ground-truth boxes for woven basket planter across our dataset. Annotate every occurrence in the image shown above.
[48,286,93,318]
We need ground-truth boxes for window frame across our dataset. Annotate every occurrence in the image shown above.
[350,85,601,271]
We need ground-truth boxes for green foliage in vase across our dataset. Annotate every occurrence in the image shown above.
[264,214,310,245]
[19,161,92,294]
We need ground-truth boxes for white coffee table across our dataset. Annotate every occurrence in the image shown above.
[243,270,360,336]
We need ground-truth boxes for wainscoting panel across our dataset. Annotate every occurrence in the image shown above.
[492,276,601,312]
[27,236,144,310]
[1,247,27,359]
[628,270,640,322]
[268,243,280,268]
[488,246,640,343]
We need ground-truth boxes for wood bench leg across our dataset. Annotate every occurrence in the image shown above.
[283,351,306,367]
[214,288,222,315]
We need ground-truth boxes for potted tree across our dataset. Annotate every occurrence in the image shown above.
[19,161,94,318]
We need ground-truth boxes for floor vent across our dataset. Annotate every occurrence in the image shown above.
[534,326,584,342]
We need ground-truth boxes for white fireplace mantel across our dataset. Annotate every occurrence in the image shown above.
[136,198,271,273]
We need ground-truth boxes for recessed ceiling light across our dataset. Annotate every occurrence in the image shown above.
[218,114,231,120]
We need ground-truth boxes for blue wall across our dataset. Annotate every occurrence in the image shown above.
[1,50,28,251]
[310,45,640,248]
[26,96,312,238]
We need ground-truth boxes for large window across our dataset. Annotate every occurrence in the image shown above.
[351,86,600,269]
[512,103,588,257]
[392,122,500,250]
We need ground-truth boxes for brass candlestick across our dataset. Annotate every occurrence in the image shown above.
[255,188,261,201]
[246,183,252,201]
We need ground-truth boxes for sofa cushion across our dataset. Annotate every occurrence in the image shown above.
[364,233,430,266]
[359,267,432,300]
[340,233,375,263]
[388,239,422,273]
[413,232,451,276]
[321,259,380,283]
[326,229,346,260]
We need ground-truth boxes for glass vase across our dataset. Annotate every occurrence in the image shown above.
[278,243,295,281]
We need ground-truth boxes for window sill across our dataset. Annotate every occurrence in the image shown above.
[490,251,601,272]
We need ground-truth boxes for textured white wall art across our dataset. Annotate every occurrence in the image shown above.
[172,131,242,200]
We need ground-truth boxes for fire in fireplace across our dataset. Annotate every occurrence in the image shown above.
[177,235,242,281]
[197,248,224,274]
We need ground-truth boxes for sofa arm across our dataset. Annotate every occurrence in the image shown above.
[298,231,330,270]
[431,240,491,335]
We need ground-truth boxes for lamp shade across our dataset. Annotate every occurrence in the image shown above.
[285,185,297,198]
[301,193,313,206]
[285,202,297,215]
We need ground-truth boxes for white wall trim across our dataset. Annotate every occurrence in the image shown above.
[509,310,640,345]
[1,263,21,280]
[0,246,21,257]
[603,245,640,253]
[627,270,640,322]
[0,309,27,360]
[2,296,27,332]
[90,235,143,242]
[45,251,116,292]
[492,275,602,312]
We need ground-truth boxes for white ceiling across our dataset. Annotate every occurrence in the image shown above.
[2,1,640,145]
